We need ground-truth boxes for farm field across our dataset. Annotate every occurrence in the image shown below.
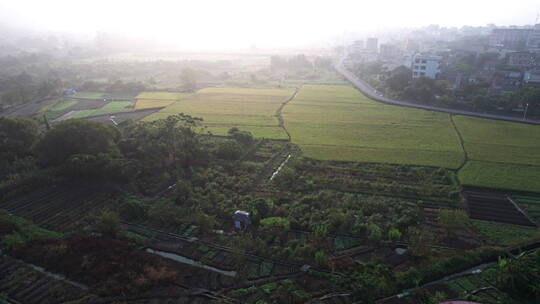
[144,87,294,139]
[453,116,540,192]
[454,116,540,166]
[472,219,540,246]
[283,85,465,168]
[458,161,540,193]
[70,101,134,118]
[135,91,192,110]
[68,91,135,100]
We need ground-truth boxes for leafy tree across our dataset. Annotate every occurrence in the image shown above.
[386,66,412,91]
[494,250,540,303]
[408,228,435,258]
[147,199,185,226]
[270,55,288,72]
[251,199,272,219]
[62,152,128,181]
[1,86,34,105]
[191,211,216,234]
[367,223,382,241]
[437,209,469,239]
[215,140,242,160]
[120,196,149,221]
[92,209,120,237]
[37,78,62,98]
[180,68,197,92]
[36,119,120,166]
[272,167,297,189]
[512,87,540,116]
[260,217,290,239]
[388,228,402,242]
[0,117,39,164]
[338,261,396,303]
[314,250,328,267]
[120,114,204,171]
[228,127,254,146]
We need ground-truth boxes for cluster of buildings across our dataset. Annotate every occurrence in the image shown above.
[346,24,540,97]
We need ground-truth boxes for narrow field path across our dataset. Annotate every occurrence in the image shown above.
[449,114,469,171]
[276,86,300,141]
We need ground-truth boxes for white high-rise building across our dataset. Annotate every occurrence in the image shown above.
[410,54,441,79]
[366,38,378,52]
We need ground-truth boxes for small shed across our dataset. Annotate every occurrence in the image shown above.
[232,210,251,230]
[63,88,77,96]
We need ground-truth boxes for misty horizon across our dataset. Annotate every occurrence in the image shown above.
[1,0,540,50]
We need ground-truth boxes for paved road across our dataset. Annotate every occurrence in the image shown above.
[335,58,540,125]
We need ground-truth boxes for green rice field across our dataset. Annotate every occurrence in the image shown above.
[283,85,465,168]
[454,116,540,192]
[458,161,540,193]
[135,92,192,110]
[71,101,133,118]
[144,87,294,139]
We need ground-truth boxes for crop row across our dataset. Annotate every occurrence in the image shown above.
[465,191,536,227]
[0,184,116,232]
[0,255,93,304]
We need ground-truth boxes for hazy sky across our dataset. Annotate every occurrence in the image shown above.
[1,0,539,49]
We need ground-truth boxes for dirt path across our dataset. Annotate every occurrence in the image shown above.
[449,114,469,171]
[276,86,300,141]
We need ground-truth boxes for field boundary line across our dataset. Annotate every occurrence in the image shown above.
[463,159,540,167]
[450,114,469,171]
[276,86,300,141]
[299,143,463,154]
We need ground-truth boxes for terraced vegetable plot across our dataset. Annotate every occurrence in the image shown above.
[145,87,295,139]
[40,101,79,120]
[125,223,300,282]
[0,184,117,232]
[288,160,461,206]
[511,194,540,223]
[0,255,96,304]
[283,85,464,168]
[472,219,539,246]
[454,116,540,192]
[464,190,536,227]
[135,92,192,110]
[0,252,216,304]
